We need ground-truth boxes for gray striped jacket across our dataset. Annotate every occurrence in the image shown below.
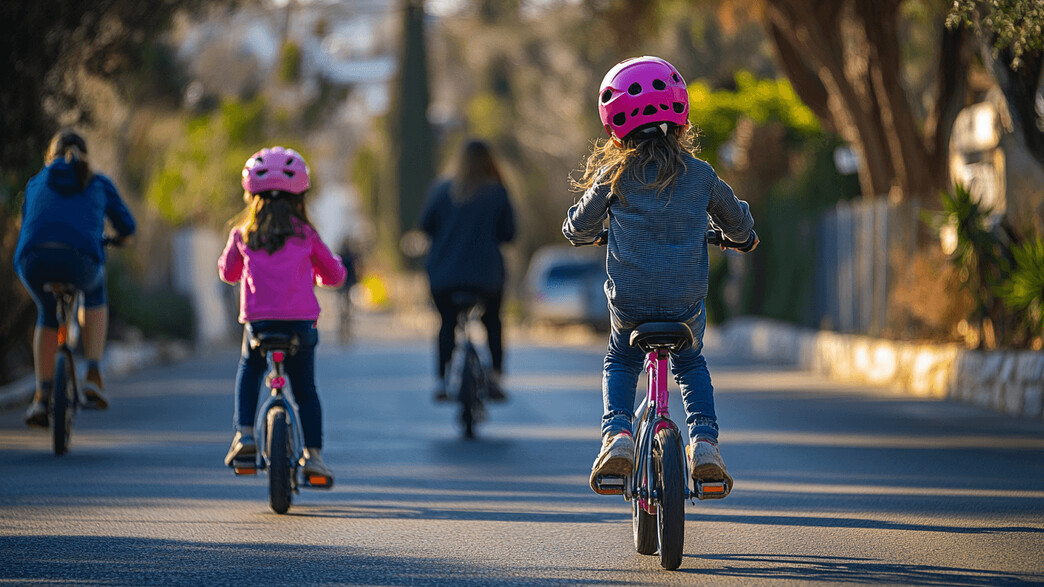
[562,155,754,322]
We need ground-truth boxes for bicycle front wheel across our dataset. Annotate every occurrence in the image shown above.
[51,351,75,456]
[654,427,686,570]
[267,408,293,514]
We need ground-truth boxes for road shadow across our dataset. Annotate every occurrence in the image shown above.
[679,553,1043,585]
[0,534,614,586]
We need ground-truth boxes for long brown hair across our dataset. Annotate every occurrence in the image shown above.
[451,139,503,203]
[571,124,699,206]
[233,191,314,254]
[45,129,93,190]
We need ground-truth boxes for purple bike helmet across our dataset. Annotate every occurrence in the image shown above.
[241,146,310,195]
[598,56,689,140]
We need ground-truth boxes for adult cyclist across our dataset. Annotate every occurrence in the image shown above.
[15,129,136,427]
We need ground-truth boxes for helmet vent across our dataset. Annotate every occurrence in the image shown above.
[643,105,657,115]
[672,73,680,82]
[285,171,295,178]
[672,102,685,113]
[601,89,613,103]
[256,169,268,177]
[652,79,666,90]
[630,108,639,117]
[612,113,626,126]
[627,82,642,95]
[286,157,295,165]
[660,104,669,110]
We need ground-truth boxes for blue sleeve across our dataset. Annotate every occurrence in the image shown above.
[98,176,136,237]
[420,182,443,237]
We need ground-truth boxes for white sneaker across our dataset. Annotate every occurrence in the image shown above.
[687,439,733,496]
[590,431,634,494]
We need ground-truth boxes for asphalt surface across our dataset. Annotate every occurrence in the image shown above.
[1,314,1043,585]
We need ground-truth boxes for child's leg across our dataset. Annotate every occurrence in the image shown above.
[283,321,321,449]
[234,324,268,431]
[670,309,719,443]
[601,323,644,437]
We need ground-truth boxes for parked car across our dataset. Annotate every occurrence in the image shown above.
[523,245,608,330]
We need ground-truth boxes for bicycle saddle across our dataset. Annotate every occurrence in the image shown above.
[250,333,300,355]
[629,322,694,353]
[451,291,482,308]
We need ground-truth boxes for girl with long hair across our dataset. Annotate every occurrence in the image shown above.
[219,146,346,484]
[563,57,758,497]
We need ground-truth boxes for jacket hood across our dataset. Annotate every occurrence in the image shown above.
[44,160,84,194]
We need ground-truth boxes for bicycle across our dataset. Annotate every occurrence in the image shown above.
[228,332,333,514]
[443,291,493,440]
[45,282,83,456]
[45,238,122,456]
[582,225,756,570]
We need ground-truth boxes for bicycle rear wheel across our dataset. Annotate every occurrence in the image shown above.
[51,351,75,456]
[654,427,685,570]
[458,345,481,439]
[267,408,293,514]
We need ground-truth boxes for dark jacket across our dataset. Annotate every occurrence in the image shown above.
[15,160,136,265]
[421,179,515,293]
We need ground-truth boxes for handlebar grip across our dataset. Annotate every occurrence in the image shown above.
[707,229,758,252]
[571,229,609,247]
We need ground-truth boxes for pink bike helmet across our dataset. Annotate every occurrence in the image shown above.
[598,56,689,140]
[241,146,310,195]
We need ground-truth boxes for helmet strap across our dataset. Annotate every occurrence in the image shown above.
[610,133,623,148]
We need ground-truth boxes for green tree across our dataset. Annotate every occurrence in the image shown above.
[390,0,436,249]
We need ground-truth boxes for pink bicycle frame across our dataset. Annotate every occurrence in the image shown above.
[647,350,673,428]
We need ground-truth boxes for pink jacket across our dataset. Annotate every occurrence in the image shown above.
[218,223,347,323]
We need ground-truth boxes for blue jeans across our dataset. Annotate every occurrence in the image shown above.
[16,246,106,327]
[235,321,323,448]
[601,301,718,443]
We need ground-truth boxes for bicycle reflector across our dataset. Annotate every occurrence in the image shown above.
[270,376,287,388]
[272,351,285,363]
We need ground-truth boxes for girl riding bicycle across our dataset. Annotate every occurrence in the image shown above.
[218,146,346,482]
[15,129,136,428]
[563,56,757,496]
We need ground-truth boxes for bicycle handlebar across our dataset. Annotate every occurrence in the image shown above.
[571,228,758,252]
[706,228,758,252]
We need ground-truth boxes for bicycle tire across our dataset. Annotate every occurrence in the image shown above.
[267,408,293,514]
[51,351,75,456]
[459,344,482,439]
[655,427,685,570]
[633,494,658,555]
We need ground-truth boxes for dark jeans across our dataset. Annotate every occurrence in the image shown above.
[17,246,106,327]
[432,288,503,379]
[234,320,322,448]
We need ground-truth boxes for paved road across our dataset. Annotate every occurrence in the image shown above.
[2,315,1043,585]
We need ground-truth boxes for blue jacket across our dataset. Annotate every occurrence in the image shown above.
[563,155,753,322]
[421,179,515,293]
[15,160,136,265]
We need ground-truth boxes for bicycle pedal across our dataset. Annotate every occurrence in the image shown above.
[231,456,258,476]
[594,474,628,496]
[302,474,333,489]
[695,479,728,499]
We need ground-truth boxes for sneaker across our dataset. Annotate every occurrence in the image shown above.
[24,400,49,429]
[300,448,334,487]
[82,369,109,410]
[589,430,634,494]
[486,372,508,402]
[223,430,257,468]
[687,439,733,496]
